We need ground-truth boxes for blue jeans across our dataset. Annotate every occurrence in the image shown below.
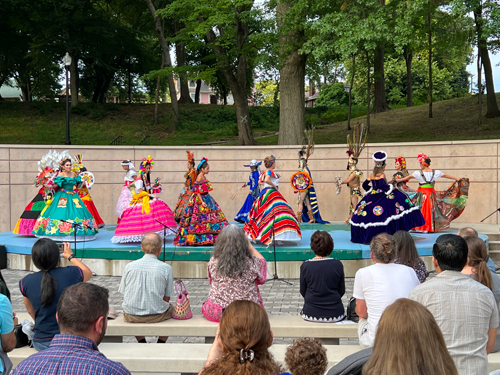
[33,340,52,351]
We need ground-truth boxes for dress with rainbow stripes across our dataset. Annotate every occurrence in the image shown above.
[244,170,301,245]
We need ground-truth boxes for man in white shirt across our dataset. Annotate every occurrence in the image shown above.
[353,233,420,347]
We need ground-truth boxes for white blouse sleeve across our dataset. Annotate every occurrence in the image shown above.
[433,170,444,181]
[412,170,424,184]
[134,180,144,190]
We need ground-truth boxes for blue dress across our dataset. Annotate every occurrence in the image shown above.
[350,178,425,244]
[235,170,260,223]
[300,167,329,224]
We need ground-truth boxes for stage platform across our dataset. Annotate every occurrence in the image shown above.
[0,222,491,278]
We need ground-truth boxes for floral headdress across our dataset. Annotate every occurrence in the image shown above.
[395,156,406,169]
[186,150,195,165]
[417,153,431,167]
[197,157,208,171]
[264,155,276,168]
[72,154,84,173]
[139,155,154,175]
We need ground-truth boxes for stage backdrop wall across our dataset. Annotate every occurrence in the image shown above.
[0,141,497,233]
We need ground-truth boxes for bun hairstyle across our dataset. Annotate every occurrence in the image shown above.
[370,233,395,264]
[197,157,209,177]
[464,236,492,290]
[310,231,334,257]
[264,155,276,169]
[32,238,61,306]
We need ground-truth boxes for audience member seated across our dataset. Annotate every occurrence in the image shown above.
[12,283,130,375]
[458,226,495,273]
[353,233,420,348]
[300,231,345,322]
[409,234,498,375]
[0,292,17,375]
[393,230,429,283]
[199,300,289,375]
[202,224,266,322]
[285,338,327,375]
[119,233,174,343]
[462,235,500,353]
[19,239,92,351]
[363,298,457,375]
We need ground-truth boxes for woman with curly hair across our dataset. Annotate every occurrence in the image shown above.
[396,153,466,232]
[200,300,288,375]
[285,338,327,375]
[363,298,457,375]
[202,224,266,322]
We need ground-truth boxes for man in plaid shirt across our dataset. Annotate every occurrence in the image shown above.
[13,283,130,375]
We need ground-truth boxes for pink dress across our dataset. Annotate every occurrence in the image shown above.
[111,178,177,243]
[202,256,267,322]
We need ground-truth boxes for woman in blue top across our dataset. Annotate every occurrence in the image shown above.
[32,157,98,241]
[234,160,261,223]
[350,151,425,244]
[19,238,93,351]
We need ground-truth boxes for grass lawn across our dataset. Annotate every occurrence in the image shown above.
[0,94,499,145]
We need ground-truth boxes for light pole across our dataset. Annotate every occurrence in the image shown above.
[63,52,72,145]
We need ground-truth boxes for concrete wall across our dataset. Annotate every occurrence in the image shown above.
[0,141,498,233]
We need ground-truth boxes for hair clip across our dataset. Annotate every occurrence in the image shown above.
[239,348,255,363]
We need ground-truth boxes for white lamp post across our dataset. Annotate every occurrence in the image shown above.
[63,52,72,145]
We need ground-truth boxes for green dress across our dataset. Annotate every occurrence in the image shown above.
[32,176,98,241]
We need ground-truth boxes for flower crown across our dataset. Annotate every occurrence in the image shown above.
[395,156,406,169]
[139,155,154,175]
[417,153,431,166]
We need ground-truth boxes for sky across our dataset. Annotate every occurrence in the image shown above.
[467,52,500,93]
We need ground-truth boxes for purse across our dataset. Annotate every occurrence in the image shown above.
[14,324,30,348]
[346,297,359,323]
[171,280,193,320]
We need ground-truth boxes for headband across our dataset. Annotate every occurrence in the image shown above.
[264,155,276,168]
[395,156,406,169]
[197,157,208,170]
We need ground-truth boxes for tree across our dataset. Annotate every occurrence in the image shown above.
[315,83,349,107]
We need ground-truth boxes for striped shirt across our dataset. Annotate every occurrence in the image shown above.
[12,334,130,375]
[409,270,499,375]
[119,253,174,315]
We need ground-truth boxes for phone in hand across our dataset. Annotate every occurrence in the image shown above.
[58,244,64,254]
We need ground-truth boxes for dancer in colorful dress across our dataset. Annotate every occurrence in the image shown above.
[115,159,137,222]
[111,156,177,243]
[32,155,98,241]
[291,139,329,224]
[13,150,59,236]
[341,123,368,223]
[350,151,425,244]
[234,159,261,223]
[244,155,302,245]
[392,156,410,192]
[396,153,467,232]
[72,155,104,228]
[173,151,196,223]
[174,157,228,246]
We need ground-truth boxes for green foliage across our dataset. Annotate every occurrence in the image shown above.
[316,83,349,107]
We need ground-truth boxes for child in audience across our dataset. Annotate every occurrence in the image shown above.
[285,338,327,375]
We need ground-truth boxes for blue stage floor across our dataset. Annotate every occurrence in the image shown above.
[0,223,488,262]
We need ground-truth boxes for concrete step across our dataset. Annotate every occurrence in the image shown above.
[489,249,500,261]
[486,233,500,242]
[489,241,500,251]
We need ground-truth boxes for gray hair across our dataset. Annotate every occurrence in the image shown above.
[212,224,253,278]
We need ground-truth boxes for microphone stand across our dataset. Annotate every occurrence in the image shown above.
[270,212,292,285]
[155,220,172,263]
[60,219,88,258]
[481,207,500,223]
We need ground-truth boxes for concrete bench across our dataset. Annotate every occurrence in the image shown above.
[17,312,358,345]
[9,343,365,374]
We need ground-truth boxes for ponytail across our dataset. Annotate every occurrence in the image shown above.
[32,239,60,306]
[40,271,58,306]
[464,236,492,290]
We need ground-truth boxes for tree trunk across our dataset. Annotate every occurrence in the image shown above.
[277,2,307,145]
[205,6,254,145]
[176,42,193,104]
[366,51,371,132]
[405,49,413,107]
[70,55,79,107]
[144,0,178,128]
[195,79,202,103]
[155,56,165,125]
[371,45,389,113]
[477,46,482,124]
[428,11,433,119]
[347,54,356,130]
